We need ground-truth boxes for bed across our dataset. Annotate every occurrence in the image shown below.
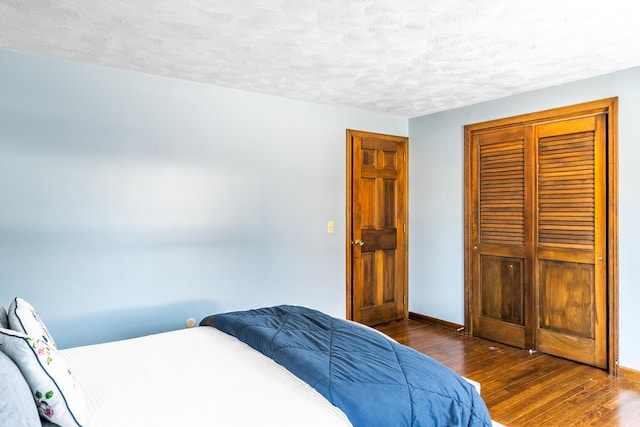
[1,299,496,427]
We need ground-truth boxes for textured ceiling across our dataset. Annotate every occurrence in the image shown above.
[1,0,640,118]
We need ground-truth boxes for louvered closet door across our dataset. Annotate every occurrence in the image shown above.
[471,126,532,349]
[534,115,607,368]
[467,100,614,369]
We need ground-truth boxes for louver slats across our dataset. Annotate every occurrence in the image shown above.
[479,140,525,246]
[538,132,595,249]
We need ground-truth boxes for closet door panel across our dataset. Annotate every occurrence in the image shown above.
[480,255,524,325]
[471,127,531,348]
[534,115,607,368]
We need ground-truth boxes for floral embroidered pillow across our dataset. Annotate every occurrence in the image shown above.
[8,298,57,349]
[0,328,88,427]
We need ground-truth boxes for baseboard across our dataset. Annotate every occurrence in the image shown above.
[620,366,640,383]
[408,312,464,332]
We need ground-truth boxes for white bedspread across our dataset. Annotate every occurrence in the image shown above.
[60,327,352,427]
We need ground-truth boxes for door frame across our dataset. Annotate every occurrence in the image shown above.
[463,98,619,375]
[346,129,409,321]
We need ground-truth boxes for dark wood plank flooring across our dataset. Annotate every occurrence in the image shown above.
[374,319,640,426]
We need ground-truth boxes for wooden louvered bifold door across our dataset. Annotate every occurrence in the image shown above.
[534,115,607,368]
[471,126,531,349]
[469,112,608,368]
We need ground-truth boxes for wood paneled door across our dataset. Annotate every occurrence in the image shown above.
[464,98,618,372]
[347,130,408,326]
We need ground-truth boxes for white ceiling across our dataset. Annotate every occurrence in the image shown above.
[1,0,640,118]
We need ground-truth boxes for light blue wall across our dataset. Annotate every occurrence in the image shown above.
[0,49,407,348]
[409,67,640,371]
[3,47,637,372]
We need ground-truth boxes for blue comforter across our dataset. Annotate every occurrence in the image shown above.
[201,305,492,427]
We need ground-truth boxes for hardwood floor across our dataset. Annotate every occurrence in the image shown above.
[374,319,640,426]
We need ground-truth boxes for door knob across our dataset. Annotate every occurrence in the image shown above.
[353,239,365,247]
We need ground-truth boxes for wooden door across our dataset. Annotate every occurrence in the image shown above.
[534,115,608,368]
[470,126,533,349]
[347,130,408,326]
[465,98,617,371]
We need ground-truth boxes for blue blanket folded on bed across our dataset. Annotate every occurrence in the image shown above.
[201,305,492,427]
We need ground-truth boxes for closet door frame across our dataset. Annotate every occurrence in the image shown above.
[463,98,618,376]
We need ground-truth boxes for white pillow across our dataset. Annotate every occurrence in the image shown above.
[0,305,8,329]
[0,350,42,427]
[0,328,88,427]
[8,298,57,349]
